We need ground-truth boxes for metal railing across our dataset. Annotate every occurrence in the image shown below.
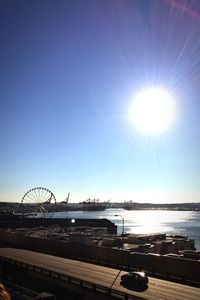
[0,256,144,300]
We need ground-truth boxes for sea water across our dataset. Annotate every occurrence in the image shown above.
[47,209,200,251]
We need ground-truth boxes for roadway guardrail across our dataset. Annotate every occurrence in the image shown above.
[0,255,145,300]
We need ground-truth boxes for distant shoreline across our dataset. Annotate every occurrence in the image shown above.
[0,201,200,213]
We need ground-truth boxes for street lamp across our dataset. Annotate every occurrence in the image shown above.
[110,214,125,288]
[114,214,124,235]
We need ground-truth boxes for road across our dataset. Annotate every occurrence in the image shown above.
[0,248,199,300]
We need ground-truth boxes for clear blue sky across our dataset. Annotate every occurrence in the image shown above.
[1,0,200,203]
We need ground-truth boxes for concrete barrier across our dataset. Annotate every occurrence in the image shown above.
[127,252,200,282]
[0,229,199,284]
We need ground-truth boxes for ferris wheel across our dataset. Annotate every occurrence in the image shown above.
[21,187,56,217]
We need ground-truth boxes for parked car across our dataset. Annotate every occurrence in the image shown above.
[121,271,148,287]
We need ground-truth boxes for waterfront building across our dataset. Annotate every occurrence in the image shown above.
[68,232,92,244]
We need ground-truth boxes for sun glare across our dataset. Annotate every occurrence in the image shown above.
[130,88,176,135]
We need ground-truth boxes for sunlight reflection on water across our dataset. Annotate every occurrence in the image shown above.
[107,209,200,250]
[45,209,200,250]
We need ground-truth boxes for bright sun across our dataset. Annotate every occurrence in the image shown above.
[130,87,176,135]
